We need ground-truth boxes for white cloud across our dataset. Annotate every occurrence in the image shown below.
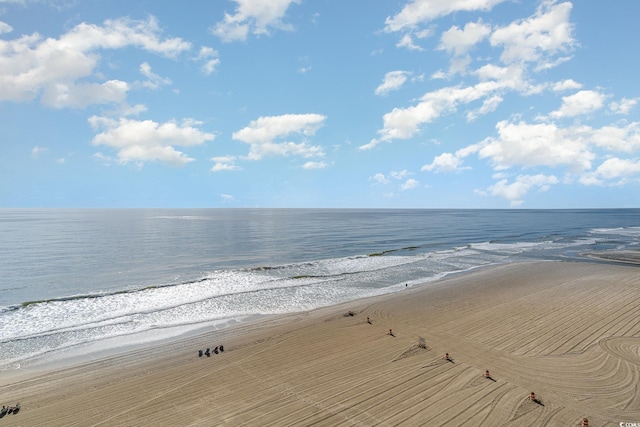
[302,161,328,169]
[375,71,411,96]
[366,59,543,150]
[384,0,507,33]
[490,1,575,68]
[139,62,172,90]
[594,157,640,181]
[194,46,220,75]
[424,119,640,202]
[0,21,13,34]
[390,169,410,180]
[210,156,241,172]
[366,82,504,147]
[480,174,559,206]
[359,139,381,151]
[116,103,148,117]
[232,113,326,160]
[589,122,640,153]
[89,116,214,166]
[0,17,190,106]
[422,152,463,173]
[396,33,423,51]
[467,94,503,121]
[212,0,301,42]
[400,178,419,190]
[221,194,235,203]
[549,90,606,119]
[369,171,418,190]
[610,98,638,115]
[478,120,594,172]
[370,173,390,184]
[438,20,491,56]
[31,146,47,158]
[473,63,525,89]
[552,79,582,92]
[42,80,130,108]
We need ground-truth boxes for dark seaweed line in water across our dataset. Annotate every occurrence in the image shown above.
[1,276,353,342]
[249,245,423,270]
[8,267,374,313]
[15,278,210,309]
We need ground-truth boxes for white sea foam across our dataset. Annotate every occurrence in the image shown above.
[2,210,639,370]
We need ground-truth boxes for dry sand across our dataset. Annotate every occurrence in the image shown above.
[1,260,640,427]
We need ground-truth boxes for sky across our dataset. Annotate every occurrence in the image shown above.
[1,0,639,208]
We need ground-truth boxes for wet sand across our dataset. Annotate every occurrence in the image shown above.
[1,260,639,426]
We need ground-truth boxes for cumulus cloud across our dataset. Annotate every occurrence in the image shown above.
[139,62,172,90]
[422,152,464,173]
[384,0,507,33]
[438,20,491,56]
[432,2,574,77]
[0,21,13,34]
[594,157,640,181]
[423,119,640,203]
[478,120,594,172]
[375,71,411,95]
[0,16,190,107]
[376,1,635,205]
[609,98,638,115]
[479,174,558,206]
[210,156,241,172]
[467,94,503,121]
[390,169,410,180]
[41,80,129,108]
[302,161,328,169]
[400,178,419,190]
[363,81,510,149]
[549,90,606,119]
[552,79,582,92]
[89,116,214,166]
[232,113,326,160]
[194,46,221,75]
[370,170,418,191]
[396,33,424,51]
[212,0,301,42]
[589,122,640,153]
[490,1,575,68]
[370,173,390,184]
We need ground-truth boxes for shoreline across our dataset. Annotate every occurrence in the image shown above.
[2,249,636,378]
[0,259,507,378]
[1,259,639,426]
[582,249,640,265]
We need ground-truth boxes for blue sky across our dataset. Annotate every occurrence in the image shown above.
[1,0,639,208]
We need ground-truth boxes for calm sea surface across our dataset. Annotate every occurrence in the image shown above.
[1,209,639,370]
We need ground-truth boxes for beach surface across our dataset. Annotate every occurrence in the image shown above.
[1,260,639,426]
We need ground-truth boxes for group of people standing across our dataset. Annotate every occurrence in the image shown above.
[198,345,224,357]
[0,403,20,417]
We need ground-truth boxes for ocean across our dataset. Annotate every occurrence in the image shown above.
[1,209,639,371]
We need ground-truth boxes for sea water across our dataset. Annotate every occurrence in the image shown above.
[1,209,639,370]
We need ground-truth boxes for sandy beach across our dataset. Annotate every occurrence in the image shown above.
[1,260,639,426]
